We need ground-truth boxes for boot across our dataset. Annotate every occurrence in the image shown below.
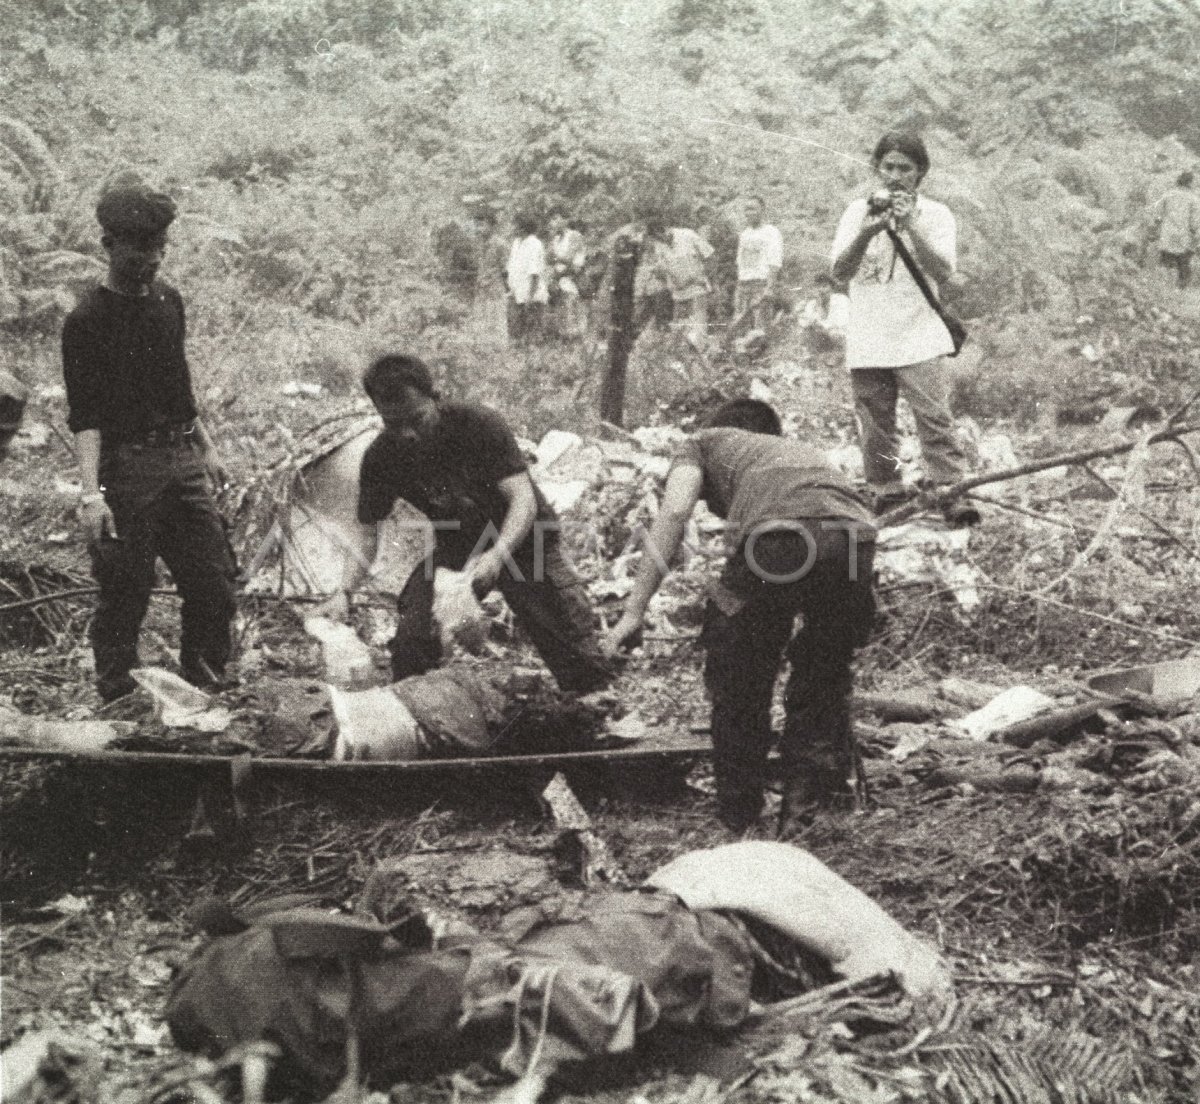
[718,799,762,836]
[940,497,982,527]
[777,770,854,837]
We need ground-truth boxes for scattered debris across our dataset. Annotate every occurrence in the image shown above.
[234,412,427,599]
[0,1030,104,1104]
[541,771,622,885]
[886,723,936,762]
[995,700,1107,749]
[0,561,89,646]
[937,676,1004,710]
[952,685,1056,740]
[1087,655,1200,707]
[0,701,134,752]
[281,381,323,397]
[924,760,1041,793]
[131,668,233,732]
[877,521,982,612]
[603,711,651,744]
[857,689,946,724]
[533,429,584,469]
[41,892,91,917]
[304,616,375,687]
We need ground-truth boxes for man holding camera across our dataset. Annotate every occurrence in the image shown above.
[831,133,975,524]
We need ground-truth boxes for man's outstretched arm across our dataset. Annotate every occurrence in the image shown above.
[601,463,703,655]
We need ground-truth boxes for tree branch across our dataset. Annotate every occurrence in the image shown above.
[878,421,1200,528]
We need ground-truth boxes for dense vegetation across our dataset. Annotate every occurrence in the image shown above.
[2,0,1199,433]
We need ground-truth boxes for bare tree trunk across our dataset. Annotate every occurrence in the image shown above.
[599,232,640,426]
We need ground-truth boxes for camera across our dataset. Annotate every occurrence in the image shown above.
[868,188,896,216]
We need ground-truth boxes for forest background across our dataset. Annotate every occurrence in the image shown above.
[2,0,1200,443]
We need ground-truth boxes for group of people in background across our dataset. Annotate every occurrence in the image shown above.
[503,208,594,342]
[486,196,788,358]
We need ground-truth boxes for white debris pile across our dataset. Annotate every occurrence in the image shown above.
[876,520,983,612]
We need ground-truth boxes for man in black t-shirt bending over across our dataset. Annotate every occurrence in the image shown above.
[322,354,612,692]
[62,174,236,703]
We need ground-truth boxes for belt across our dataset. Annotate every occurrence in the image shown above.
[114,420,197,447]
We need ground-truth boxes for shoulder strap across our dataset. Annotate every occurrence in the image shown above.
[885,227,943,313]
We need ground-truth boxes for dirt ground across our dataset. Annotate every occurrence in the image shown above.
[3,345,1200,1104]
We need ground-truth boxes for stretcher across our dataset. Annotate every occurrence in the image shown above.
[0,737,716,774]
[0,734,729,844]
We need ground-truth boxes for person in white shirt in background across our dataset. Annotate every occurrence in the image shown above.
[644,213,714,371]
[734,196,783,336]
[506,212,548,342]
[1147,170,1200,289]
[548,209,587,338]
[830,131,976,525]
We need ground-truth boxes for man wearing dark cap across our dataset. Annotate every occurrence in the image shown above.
[62,174,237,702]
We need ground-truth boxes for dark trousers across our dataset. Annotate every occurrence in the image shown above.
[701,525,875,825]
[1160,250,1193,288]
[390,536,613,693]
[90,440,237,701]
[633,290,674,335]
[506,300,546,342]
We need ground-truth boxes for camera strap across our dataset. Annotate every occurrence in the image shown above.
[885,228,943,313]
[885,228,965,354]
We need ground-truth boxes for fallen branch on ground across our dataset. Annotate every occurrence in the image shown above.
[874,578,1200,648]
[878,421,1200,528]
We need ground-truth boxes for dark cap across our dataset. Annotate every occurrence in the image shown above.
[96,172,177,236]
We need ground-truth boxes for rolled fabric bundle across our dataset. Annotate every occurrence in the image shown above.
[646,840,953,1010]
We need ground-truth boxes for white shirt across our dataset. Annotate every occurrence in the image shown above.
[1153,187,1200,254]
[551,228,586,270]
[830,195,956,369]
[507,235,549,304]
[654,228,713,302]
[737,224,783,282]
